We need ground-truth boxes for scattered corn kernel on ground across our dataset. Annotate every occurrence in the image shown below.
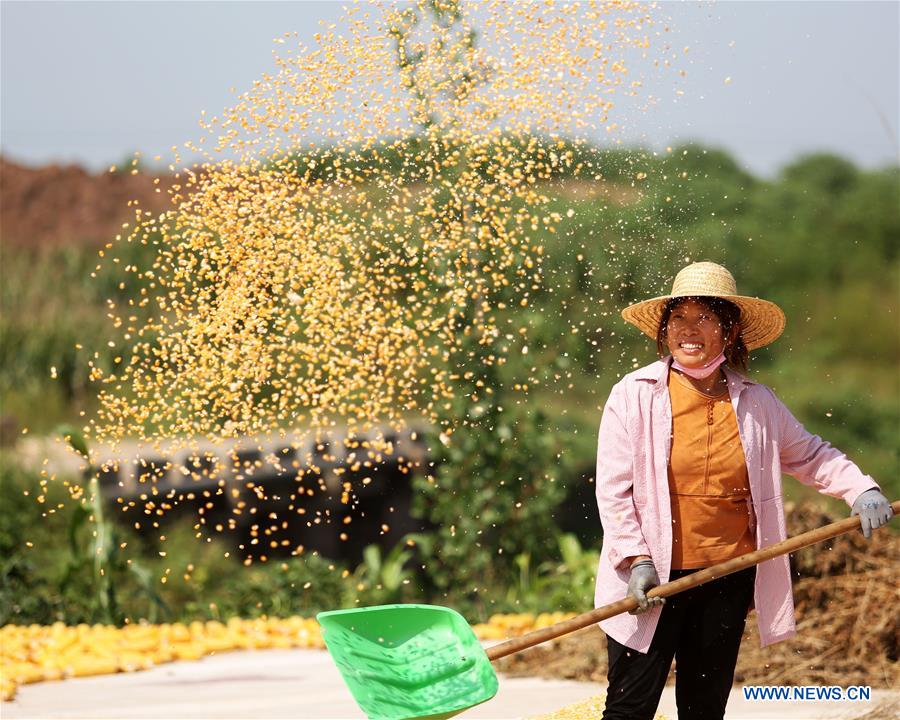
[531,694,668,720]
[0,612,574,702]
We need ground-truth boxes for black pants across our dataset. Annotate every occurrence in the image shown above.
[602,566,756,720]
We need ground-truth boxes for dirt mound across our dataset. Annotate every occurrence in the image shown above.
[0,157,172,249]
[0,157,640,252]
[495,502,900,688]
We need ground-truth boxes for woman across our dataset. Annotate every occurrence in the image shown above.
[593,261,892,720]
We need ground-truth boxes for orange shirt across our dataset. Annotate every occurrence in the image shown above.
[667,369,755,569]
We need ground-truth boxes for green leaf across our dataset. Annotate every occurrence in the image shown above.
[362,544,382,577]
[56,424,89,460]
[558,533,582,567]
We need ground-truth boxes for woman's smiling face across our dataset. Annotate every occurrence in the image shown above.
[665,298,727,368]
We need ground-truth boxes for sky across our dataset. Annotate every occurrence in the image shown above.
[1,0,898,178]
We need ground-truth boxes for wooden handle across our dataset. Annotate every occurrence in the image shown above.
[486,499,900,662]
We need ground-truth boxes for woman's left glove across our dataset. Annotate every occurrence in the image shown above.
[627,560,666,615]
[851,488,893,539]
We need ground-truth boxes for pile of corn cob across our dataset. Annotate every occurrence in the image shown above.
[0,617,321,701]
[1,611,576,701]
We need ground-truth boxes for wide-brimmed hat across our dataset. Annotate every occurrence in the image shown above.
[621,261,785,351]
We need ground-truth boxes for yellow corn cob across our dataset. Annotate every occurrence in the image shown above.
[171,643,205,661]
[1,612,572,704]
[67,656,120,678]
[1,677,17,702]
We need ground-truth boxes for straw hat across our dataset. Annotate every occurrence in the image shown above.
[621,261,785,351]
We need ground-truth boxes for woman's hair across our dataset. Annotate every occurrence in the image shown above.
[655,296,749,372]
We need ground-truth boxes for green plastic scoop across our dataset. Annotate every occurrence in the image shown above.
[317,604,497,720]
[317,503,899,720]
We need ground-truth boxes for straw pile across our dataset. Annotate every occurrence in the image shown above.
[496,501,900,689]
[735,501,899,688]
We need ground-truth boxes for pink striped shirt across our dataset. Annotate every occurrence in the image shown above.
[594,357,878,652]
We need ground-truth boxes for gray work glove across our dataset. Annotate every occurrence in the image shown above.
[851,488,893,539]
[627,560,666,615]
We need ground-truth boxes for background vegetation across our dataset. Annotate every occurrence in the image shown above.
[1,141,897,625]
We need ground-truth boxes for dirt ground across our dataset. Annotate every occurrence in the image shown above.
[0,156,637,251]
[496,502,900,690]
[0,157,173,249]
[4,645,897,720]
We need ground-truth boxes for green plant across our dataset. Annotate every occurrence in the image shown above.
[0,460,67,624]
[542,533,600,610]
[213,553,350,619]
[344,542,416,607]
[410,327,574,620]
[501,533,598,613]
[0,455,354,624]
[55,424,172,624]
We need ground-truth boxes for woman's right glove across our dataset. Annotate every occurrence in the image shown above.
[851,488,893,539]
[627,560,666,615]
